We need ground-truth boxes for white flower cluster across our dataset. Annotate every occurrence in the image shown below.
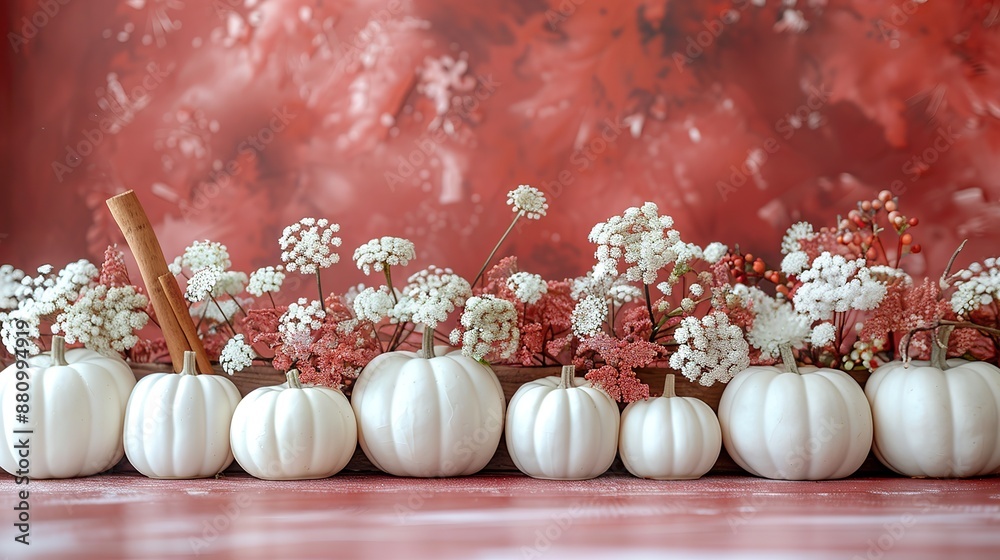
[746,287,812,359]
[571,267,641,303]
[670,311,750,386]
[220,334,256,375]
[185,266,223,302]
[168,240,231,275]
[279,218,342,274]
[810,322,837,347]
[506,272,547,304]
[0,265,26,309]
[780,251,810,276]
[391,266,471,328]
[781,221,815,254]
[247,266,285,296]
[571,295,607,338]
[1,260,99,355]
[211,271,247,298]
[451,295,520,361]
[53,285,149,356]
[190,298,250,324]
[702,242,728,264]
[951,257,1000,315]
[588,202,696,285]
[279,298,326,339]
[353,237,416,275]
[353,286,395,322]
[793,252,886,321]
[507,185,548,220]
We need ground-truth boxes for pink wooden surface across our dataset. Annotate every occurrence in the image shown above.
[1,473,998,559]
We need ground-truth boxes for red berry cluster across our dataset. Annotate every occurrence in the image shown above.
[838,190,920,265]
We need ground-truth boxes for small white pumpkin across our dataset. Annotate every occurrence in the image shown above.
[619,374,721,480]
[505,365,620,480]
[866,326,1000,478]
[124,351,241,479]
[352,330,506,477]
[719,346,873,480]
[0,336,135,479]
[230,369,357,480]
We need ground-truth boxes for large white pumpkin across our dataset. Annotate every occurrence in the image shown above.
[231,369,357,480]
[352,337,505,477]
[124,352,241,479]
[866,333,1000,478]
[0,336,135,479]
[505,365,620,480]
[719,355,873,481]
[619,374,721,480]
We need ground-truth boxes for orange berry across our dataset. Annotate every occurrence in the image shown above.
[888,210,901,222]
[734,257,744,268]
[866,247,878,260]
[744,253,754,262]
[872,200,883,210]
[885,200,897,212]
[908,217,919,227]
[900,233,913,245]
[878,190,893,202]
[753,260,765,274]
[861,201,872,211]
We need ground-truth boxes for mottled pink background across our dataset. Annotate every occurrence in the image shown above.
[2,0,999,291]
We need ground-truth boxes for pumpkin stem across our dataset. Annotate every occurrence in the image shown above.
[779,344,799,374]
[286,369,303,389]
[663,374,676,398]
[421,325,436,358]
[49,335,68,367]
[931,325,954,371]
[558,364,575,389]
[179,351,198,376]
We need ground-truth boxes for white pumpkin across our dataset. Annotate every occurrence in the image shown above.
[124,351,241,479]
[619,374,721,480]
[352,332,505,477]
[866,327,1000,477]
[0,336,135,479]
[231,369,357,480]
[505,365,620,480]
[719,348,873,480]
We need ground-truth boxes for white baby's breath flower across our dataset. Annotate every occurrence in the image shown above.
[279,218,342,274]
[454,295,520,361]
[390,266,471,328]
[810,322,836,347]
[353,287,395,322]
[781,221,815,254]
[185,266,223,302]
[279,298,326,339]
[53,285,149,356]
[1,308,42,356]
[689,284,705,298]
[353,237,416,275]
[247,266,285,297]
[571,295,607,338]
[702,242,728,264]
[220,334,256,375]
[171,240,232,273]
[506,272,547,305]
[507,185,548,220]
[951,257,1000,315]
[0,265,27,310]
[747,287,812,359]
[608,284,642,304]
[669,311,749,386]
[211,270,247,298]
[793,252,887,321]
[571,266,638,303]
[781,251,810,276]
[588,202,694,285]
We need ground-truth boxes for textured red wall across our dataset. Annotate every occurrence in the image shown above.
[2,0,999,291]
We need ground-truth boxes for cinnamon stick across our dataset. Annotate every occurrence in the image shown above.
[159,273,214,374]
[106,190,212,371]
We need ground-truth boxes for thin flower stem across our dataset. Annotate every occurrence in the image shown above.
[644,284,657,341]
[208,294,238,336]
[940,239,968,290]
[384,267,398,304]
[267,292,276,308]
[228,293,247,317]
[473,213,521,288]
[316,272,324,306]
